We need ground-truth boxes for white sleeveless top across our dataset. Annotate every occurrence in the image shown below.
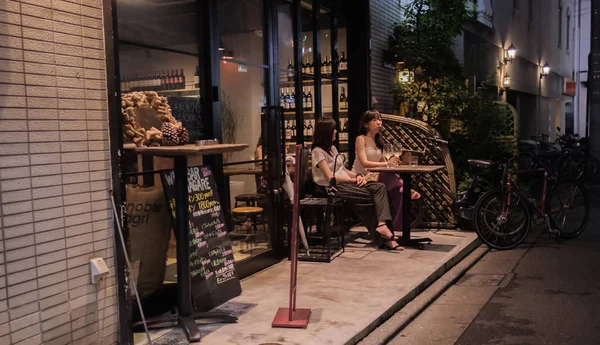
[352,136,383,175]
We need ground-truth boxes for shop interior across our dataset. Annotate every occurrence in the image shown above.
[114,0,348,341]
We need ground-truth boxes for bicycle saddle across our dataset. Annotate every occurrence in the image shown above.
[468,159,493,168]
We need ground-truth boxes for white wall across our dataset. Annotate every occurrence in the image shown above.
[0,1,117,344]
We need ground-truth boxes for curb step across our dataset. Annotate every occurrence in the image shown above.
[356,243,490,345]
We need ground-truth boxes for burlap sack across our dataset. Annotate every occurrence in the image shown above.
[126,184,172,298]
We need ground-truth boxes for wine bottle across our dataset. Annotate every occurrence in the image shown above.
[194,66,200,89]
[340,120,349,141]
[154,72,161,90]
[291,123,296,142]
[325,56,332,77]
[307,58,314,78]
[340,86,348,110]
[280,89,286,109]
[178,69,185,89]
[307,87,313,111]
[290,91,296,112]
[340,51,347,78]
[302,87,308,111]
[169,70,175,90]
[287,59,294,82]
[321,56,327,76]
[285,88,291,111]
[285,121,292,140]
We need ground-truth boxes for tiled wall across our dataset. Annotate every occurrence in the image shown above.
[370,0,403,114]
[0,1,117,344]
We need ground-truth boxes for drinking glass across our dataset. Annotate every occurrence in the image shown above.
[383,143,394,168]
[409,156,419,166]
[394,143,403,166]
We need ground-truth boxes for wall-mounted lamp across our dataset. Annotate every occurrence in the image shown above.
[540,63,551,79]
[506,44,517,61]
[500,44,517,65]
[500,74,511,95]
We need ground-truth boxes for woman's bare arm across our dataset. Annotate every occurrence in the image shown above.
[317,160,355,184]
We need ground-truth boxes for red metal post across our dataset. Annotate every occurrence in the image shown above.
[272,144,311,328]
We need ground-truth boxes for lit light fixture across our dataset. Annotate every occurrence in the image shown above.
[500,73,511,96]
[507,44,517,61]
[501,44,517,65]
[540,63,551,79]
[221,49,234,62]
[503,74,511,88]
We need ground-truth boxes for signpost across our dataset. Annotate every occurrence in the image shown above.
[272,144,312,328]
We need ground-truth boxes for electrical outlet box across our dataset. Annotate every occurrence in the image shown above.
[90,257,109,284]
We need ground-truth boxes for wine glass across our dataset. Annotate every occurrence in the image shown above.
[383,143,394,168]
[394,143,403,165]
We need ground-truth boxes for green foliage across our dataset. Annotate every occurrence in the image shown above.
[391,0,511,185]
[390,0,472,77]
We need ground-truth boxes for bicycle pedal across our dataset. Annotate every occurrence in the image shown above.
[548,228,561,238]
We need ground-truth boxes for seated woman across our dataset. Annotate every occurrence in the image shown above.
[352,110,420,232]
[311,118,403,251]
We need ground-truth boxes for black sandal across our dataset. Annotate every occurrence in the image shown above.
[376,224,397,241]
[378,242,405,251]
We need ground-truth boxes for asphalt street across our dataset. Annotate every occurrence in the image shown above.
[387,187,600,345]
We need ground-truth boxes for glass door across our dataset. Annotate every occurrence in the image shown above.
[217,0,287,276]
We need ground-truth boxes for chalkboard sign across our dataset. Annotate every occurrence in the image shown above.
[160,165,241,311]
[169,97,204,142]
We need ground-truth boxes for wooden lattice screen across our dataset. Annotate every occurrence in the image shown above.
[380,114,456,228]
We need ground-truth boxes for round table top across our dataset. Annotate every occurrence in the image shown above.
[367,165,445,174]
[232,206,264,214]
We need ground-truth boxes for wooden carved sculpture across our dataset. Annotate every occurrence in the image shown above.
[121,91,189,147]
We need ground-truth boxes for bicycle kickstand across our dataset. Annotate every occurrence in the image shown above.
[544,215,561,239]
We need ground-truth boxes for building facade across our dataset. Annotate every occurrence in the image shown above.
[573,0,591,137]
[459,0,576,140]
[0,1,118,345]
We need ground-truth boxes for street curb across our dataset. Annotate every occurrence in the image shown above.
[346,236,487,345]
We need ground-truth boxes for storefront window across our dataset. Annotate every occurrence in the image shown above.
[217,0,275,263]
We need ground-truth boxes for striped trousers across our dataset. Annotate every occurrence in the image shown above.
[335,181,392,244]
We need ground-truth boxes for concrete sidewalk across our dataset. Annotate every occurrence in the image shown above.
[138,229,479,345]
[206,229,479,345]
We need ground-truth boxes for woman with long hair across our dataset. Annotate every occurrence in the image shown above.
[352,110,420,232]
[311,118,403,251]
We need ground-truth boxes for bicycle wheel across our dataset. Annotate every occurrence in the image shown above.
[474,189,531,250]
[584,156,600,182]
[546,179,590,239]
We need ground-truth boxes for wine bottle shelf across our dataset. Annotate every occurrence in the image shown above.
[282,110,348,116]
[280,77,347,87]
[158,88,200,94]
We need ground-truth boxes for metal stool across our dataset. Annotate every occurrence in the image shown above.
[234,193,266,207]
[232,206,264,253]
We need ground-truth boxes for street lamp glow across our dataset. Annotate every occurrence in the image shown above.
[507,44,517,60]
[503,74,511,89]
[542,64,551,76]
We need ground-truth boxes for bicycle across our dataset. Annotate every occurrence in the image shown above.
[410,136,498,230]
[473,155,590,250]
